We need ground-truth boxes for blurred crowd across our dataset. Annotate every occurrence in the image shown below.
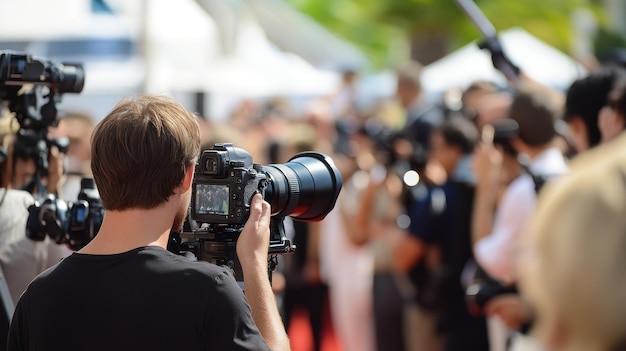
[3,48,626,351]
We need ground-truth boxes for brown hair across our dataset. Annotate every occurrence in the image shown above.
[91,96,201,210]
[508,85,561,147]
[463,80,497,97]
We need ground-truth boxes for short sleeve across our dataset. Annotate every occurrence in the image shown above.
[474,177,536,283]
[7,290,29,351]
[203,269,270,351]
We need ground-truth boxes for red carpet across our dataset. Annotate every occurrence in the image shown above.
[288,305,341,351]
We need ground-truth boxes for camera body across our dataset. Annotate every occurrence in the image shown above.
[177,143,343,282]
[27,178,104,251]
[191,143,268,225]
[465,268,518,316]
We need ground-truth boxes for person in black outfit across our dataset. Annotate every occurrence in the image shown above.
[7,96,290,351]
[395,117,489,351]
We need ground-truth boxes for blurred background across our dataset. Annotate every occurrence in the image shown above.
[0,0,621,122]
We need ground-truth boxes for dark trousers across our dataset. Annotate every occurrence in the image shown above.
[373,272,406,351]
[283,284,327,351]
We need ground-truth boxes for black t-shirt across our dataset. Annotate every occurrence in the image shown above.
[7,246,270,351]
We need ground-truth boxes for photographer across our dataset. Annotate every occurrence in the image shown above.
[471,86,568,349]
[8,96,290,350]
[472,85,568,285]
[0,112,71,306]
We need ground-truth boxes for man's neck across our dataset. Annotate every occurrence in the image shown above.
[520,144,553,161]
[79,206,176,255]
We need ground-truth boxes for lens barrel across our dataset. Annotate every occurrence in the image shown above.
[57,63,85,94]
[262,152,342,221]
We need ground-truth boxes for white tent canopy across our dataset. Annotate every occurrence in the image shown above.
[146,4,340,97]
[421,28,587,94]
[145,0,340,96]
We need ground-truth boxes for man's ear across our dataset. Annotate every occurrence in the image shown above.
[510,136,524,153]
[569,115,586,135]
[179,163,195,194]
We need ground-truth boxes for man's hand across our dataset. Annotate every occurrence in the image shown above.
[472,142,502,189]
[484,294,531,331]
[46,145,64,195]
[471,139,503,245]
[478,36,521,82]
[237,193,271,272]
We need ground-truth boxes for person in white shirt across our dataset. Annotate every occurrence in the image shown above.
[471,86,568,348]
[472,85,568,285]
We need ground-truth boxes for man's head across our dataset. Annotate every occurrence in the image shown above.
[430,116,478,174]
[565,66,626,152]
[461,80,498,117]
[395,61,423,109]
[508,86,561,154]
[91,96,200,216]
[474,92,512,130]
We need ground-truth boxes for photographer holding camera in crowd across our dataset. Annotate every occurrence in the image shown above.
[0,50,84,309]
[0,112,71,306]
[8,96,291,350]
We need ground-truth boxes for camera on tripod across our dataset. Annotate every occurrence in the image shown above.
[174,143,343,281]
[1,50,84,131]
[0,50,84,195]
[0,50,93,250]
[26,178,104,251]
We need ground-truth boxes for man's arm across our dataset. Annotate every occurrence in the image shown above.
[7,291,28,351]
[237,194,291,351]
[471,143,502,245]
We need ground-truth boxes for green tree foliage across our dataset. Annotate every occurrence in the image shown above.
[285,0,603,69]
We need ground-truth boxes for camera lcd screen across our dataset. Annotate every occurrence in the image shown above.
[195,184,229,215]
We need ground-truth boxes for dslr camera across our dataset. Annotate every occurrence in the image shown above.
[27,178,104,251]
[176,143,343,281]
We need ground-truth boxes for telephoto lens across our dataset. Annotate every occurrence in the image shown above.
[262,152,342,221]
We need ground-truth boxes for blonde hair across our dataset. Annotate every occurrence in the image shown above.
[91,95,200,210]
[521,134,626,351]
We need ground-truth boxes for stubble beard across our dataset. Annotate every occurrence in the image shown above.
[171,205,188,233]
